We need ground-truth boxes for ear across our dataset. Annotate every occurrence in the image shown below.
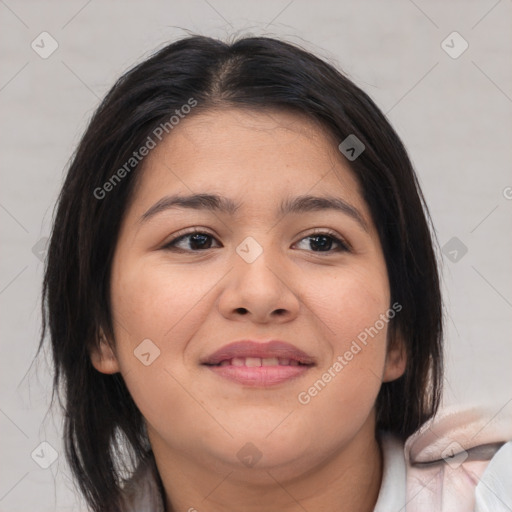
[89,329,120,374]
[382,332,407,383]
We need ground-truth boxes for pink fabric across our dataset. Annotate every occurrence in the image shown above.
[405,404,512,511]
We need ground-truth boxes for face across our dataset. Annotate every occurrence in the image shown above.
[91,107,405,480]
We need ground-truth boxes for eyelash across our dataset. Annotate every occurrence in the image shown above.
[161,228,351,255]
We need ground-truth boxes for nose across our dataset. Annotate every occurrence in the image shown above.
[217,241,301,324]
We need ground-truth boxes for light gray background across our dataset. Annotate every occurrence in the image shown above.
[1,0,511,510]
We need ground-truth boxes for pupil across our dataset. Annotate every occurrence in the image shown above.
[310,235,332,251]
[190,233,210,250]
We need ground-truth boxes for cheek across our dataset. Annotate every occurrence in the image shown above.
[109,258,221,402]
[293,264,390,422]
[110,257,216,349]
[307,263,390,356]
[111,251,390,376]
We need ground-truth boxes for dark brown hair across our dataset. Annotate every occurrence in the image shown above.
[37,34,443,512]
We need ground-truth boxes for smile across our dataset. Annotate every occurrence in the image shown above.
[204,358,313,387]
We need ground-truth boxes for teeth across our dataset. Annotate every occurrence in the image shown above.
[217,357,303,367]
[245,357,261,367]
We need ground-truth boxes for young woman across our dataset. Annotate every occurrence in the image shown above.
[38,35,511,512]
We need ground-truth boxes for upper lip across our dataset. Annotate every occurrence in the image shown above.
[201,340,316,366]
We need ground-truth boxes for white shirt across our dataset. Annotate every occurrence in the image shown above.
[373,432,407,511]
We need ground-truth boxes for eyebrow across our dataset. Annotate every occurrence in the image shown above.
[139,193,368,231]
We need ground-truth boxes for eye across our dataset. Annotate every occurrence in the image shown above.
[293,230,350,254]
[161,229,350,254]
[162,230,221,252]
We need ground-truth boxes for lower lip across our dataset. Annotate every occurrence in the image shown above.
[205,364,312,387]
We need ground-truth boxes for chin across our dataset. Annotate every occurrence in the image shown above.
[215,432,321,474]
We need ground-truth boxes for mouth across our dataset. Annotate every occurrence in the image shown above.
[201,340,315,387]
[212,357,309,367]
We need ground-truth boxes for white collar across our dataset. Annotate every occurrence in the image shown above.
[373,432,407,512]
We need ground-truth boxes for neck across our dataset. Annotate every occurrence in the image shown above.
[149,422,383,512]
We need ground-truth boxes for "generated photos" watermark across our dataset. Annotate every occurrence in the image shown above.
[93,97,197,200]
[298,302,402,405]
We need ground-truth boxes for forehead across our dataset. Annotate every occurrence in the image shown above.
[127,108,370,223]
